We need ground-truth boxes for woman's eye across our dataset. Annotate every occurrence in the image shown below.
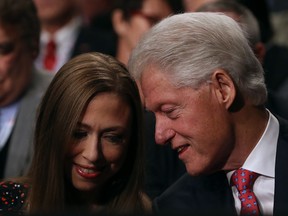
[102,134,124,145]
[73,131,87,139]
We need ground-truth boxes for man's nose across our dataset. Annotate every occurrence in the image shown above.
[154,116,175,145]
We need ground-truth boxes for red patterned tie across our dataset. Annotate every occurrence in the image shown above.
[231,168,260,216]
[44,39,56,71]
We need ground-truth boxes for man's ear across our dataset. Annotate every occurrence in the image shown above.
[210,69,236,110]
[112,9,128,36]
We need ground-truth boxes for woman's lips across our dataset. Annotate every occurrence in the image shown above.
[75,165,103,179]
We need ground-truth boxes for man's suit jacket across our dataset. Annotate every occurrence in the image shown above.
[267,79,288,120]
[153,116,288,216]
[3,68,52,178]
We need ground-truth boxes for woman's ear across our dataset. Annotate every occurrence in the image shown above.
[112,9,128,36]
[210,69,236,110]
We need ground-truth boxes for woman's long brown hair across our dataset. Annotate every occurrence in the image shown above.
[28,52,148,213]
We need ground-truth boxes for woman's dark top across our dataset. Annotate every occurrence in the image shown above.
[0,181,29,214]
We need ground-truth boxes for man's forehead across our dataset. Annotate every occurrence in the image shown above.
[138,68,178,111]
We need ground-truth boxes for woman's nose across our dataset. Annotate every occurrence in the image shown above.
[82,137,100,162]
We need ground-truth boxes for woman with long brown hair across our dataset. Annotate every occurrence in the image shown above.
[0,52,151,214]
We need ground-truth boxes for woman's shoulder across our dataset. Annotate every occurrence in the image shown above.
[0,181,30,214]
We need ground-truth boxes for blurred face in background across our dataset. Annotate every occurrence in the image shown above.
[113,0,173,55]
[0,24,34,107]
[75,0,113,22]
[128,0,172,48]
[183,0,217,11]
[33,0,77,25]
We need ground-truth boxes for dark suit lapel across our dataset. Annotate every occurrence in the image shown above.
[201,171,237,215]
[180,171,237,215]
[274,116,288,215]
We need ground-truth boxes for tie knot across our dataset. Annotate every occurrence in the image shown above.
[231,168,259,191]
[47,39,56,51]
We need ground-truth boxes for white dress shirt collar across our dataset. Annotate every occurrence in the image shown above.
[0,101,19,151]
[242,110,279,178]
[36,16,82,73]
[226,110,278,215]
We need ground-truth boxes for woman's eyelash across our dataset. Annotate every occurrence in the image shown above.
[73,130,87,139]
[102,134,125,144]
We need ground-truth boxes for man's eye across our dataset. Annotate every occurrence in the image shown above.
[163,109,179,119]
[73,131,87,139]
[0,42,15,55]
[163,108,174,116]
[164,109,173,114]
[146,16,161,26]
